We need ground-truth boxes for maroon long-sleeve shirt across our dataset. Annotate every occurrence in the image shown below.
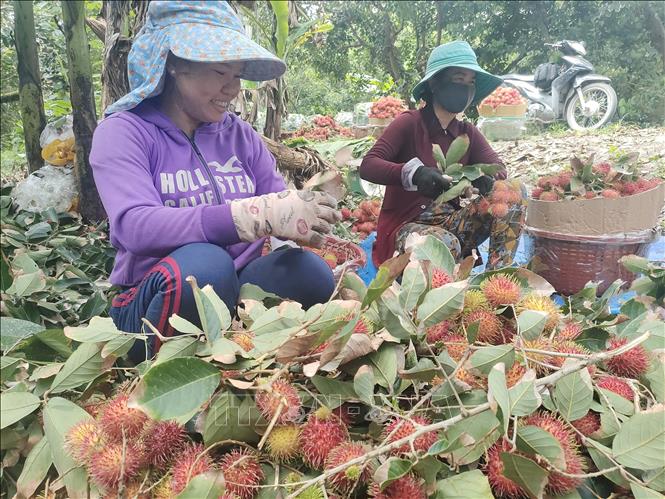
[360,105,503,266]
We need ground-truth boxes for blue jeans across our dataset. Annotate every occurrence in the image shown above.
[110,243,335,363]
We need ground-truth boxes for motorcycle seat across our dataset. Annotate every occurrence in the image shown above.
[501,74,534,82]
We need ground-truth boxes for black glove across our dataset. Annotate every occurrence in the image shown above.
[412,166,451,199]
[472,175,495,196]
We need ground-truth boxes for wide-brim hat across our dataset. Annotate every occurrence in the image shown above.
[105,1,286,116]
[412,41,502,104]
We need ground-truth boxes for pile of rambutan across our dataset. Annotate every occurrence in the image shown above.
[530,155,662,201]
[475,179,523,218]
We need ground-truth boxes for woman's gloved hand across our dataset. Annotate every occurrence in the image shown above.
[230,190,341,248]
[472,175,495,196]
[412,165,452,199]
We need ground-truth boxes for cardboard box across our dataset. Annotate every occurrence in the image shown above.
[478,102,528,118]
[526,183,665,236]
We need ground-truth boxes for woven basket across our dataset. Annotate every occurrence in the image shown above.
[526,227,654,296]
[262,235,366,269]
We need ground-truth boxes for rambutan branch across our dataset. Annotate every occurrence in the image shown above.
[286,331,651,498]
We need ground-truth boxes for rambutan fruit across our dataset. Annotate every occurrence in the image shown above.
[506,189,523,204]
[463,290,490,314]
[554,172,572,188]
[531,187,544,199]
[368,474,427,499]
[517,337,555,375]
[219,448,264,499]
[170,443,214,495]
[546,445,586,495]
[537,176,554,189]
[597,376,634,400]
[456,368,488,390]
[425,320,451,345]
[557,321,583,341]
[584,191,597,199]
[550,341,594,374]
[299,407,349,469]
[571,411,601,440]
[464,309,503,344]
[444,334,469,362]
[353,316,374,334]
[382,415,438,455]
[333,403,360,426]
[490,189,510,204]
[476,197,491,215]
[620,181,639,196]
[601,189,620,199]
[593,162,611,175]
[89,443,142,490]
[489,202,509,218]
[324,442,372,494]
[516,294,561,331]
[98,393,149,442]
[481,274,521,307]
[493,180,510,191]
[498,317,517,344]
[431,268,453,288]
[152,475,174,499]
[231,331,255,352]
[255,379,301,424]
[604,336,650,379]
[539,191,560,201]
[505,363,526,388]
[523,412,576,450]
[266,425,301,462]
[66,420,106,465]
[485,439,529,498]
[141,420,186,469]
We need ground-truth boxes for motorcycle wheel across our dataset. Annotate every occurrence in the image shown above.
[565,82,617,131]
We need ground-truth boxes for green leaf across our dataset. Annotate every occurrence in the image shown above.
[49,342,106,394]
[5,271,46,297]
[620,255,651,274]
[399,358,440,382]
[201,284,232,332]
[399,261,427,311]
[448,411,501,465]
[587,441,629,488]
[417,282,466,327]
[470,345,515,375]
[437,179,472,203]
[363,253,410,308]
[630,483,665,499]
[433,143,447,169]
[374,457,413,490]
[435,469,493,499]
[176,470,226,498]
[488,363,511,433]
[270,0,289,57]
[169,314,203,335]
[647,360,665,403]
[643,467,665,492]
[202,391,262,445]
[445,134,470,165]
[311,375,358,404]
[368,345,398,389]
[613,410,665,470]
[0,392,40,429]
[0,317,44,351]
[209,337,247,364]
[478,164,504,177]
[342,272,367,301]
[16,436,52,499]
[42,398,92,497]
[411,235,456,275]
[553,368,593,421]
[500,452,548,498]
[509,374,542,416]
[63,316,123,342]
[191,282,225,343]
[154,337,199,365]
[516,425,565,468]
[101,335,135,359]
[353,365,375,405]
[599,388,634,416]
[516,310,548,340]
[1,355,21,382]
[129,357,220,422]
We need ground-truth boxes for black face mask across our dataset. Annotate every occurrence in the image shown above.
[432,82,475,113]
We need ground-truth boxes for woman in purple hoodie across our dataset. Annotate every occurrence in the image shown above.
[90,1,340,361]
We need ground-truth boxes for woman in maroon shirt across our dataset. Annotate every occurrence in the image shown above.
[360,41,525,269]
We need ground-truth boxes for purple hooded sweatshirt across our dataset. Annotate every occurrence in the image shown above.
[90,99,286,287]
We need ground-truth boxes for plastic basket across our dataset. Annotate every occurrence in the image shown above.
[526,227,654,296]
[262,235,366,269]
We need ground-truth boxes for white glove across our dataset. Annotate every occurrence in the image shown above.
[230,190,341,248]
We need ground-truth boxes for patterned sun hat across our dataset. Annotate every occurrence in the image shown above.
[105,1,286,116]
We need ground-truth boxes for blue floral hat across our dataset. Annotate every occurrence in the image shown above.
[105,1,286,116]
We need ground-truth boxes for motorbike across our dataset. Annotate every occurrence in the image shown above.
[501,40,617,131]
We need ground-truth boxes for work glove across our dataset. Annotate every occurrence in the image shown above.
[412,165,452,199]
[230,190,341,248]
[472,175,495,196]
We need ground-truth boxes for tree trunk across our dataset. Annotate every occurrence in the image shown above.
[61,1,106,222]
[261,135,333,187]
[0,91,20,104]
[101,1,132,110]
[13,0,46,173]
[263,77,284,140]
